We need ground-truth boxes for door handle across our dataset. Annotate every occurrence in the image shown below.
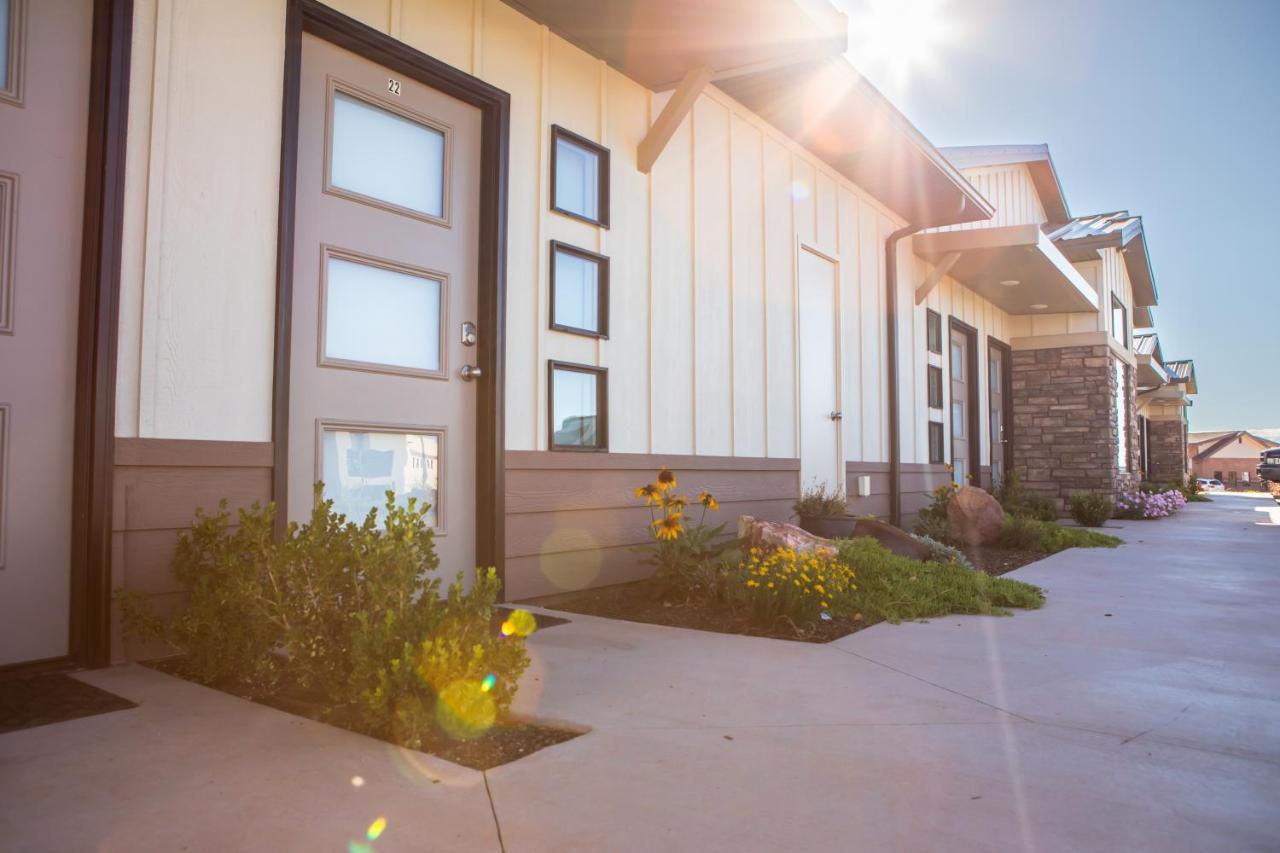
[829,411,843,421]
[460,364,482,381]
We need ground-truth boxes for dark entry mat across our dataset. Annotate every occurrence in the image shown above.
[0,673,137,734]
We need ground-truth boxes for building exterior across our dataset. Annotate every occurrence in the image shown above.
[1133,333,1196,483]
[1188,430,1278,487]
[0,0,1197,670]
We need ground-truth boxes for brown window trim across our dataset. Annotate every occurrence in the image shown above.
[927,364,943,409]
[549,240,609,339]
[547,360,608,452]
[928,421,945,464]
[926,309,942,354]
[550,124,610,229]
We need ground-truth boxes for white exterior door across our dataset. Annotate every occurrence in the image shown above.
[797,247,842,496]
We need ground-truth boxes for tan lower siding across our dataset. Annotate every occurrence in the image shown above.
[845,461,954,522]
[111,438,273,662]
[505,451,799,600]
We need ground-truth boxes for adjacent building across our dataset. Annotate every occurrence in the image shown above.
[1188,430,1277,487]
[0,0,1199,669]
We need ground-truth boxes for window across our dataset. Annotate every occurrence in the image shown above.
[551,125,609,227]
[321,250,445,377]
[950,340,964,380]
[926,310,942,354]
[549,361,607,450]
[550,241,609,337]
[1111,295,1128,348]
[0,0,23,105]
[1114,360,1128,470]
[328,85,449,223]
[927,365,943,409]
[951,401,965,439]
[320,425,442,527]
[928,421,945,464]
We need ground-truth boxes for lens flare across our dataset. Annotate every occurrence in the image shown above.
[350,775,365,787]
[481,674,496,692]
[348,843,373,853]
[500,608,538,638]
[435,679,497,740]
[789,179,810,202]
[367,816,387,841]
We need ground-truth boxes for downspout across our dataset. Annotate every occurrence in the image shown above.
[885,223,920,528]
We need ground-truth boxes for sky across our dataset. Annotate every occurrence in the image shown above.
[838,0,1280,433]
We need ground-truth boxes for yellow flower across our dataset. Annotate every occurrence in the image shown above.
[652,514,684,540]
[767,582,775,589]
[667,494,688,512]
[656,467,677,491]
[634,483,662,506]
[821,601,830,609]
[698,491,719,511]
[746,580,758,588]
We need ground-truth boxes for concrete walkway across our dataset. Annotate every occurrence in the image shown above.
[3,497,1278,851]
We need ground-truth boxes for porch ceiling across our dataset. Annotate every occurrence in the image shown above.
[912,224,1099,315]
[1136,353,1170,388]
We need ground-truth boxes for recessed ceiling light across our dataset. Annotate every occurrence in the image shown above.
[1029,303,1049,310]
[1000,279,1020,287]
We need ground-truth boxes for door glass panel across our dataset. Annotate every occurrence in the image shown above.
[950,341,964,378]
[554,136,599,222]
[551,367,600,448]
[0,0,9,90]
[330,91,445,218]
[553,247,600,333]
[321,427,440,526]
[324,254,442,373]
[989,356,1000,392]
[951,402,965,439]
[953,457,967,486]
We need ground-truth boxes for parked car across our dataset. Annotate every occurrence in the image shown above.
[1197,477,1224,492]
[1259,449,1280,484]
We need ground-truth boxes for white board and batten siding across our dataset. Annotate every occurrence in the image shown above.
[112,0,1020,475]
[934,163,1047,232]
[1006,247,1136,347]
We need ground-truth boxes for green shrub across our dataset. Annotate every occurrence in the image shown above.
[725,547,856,628]
[1023,494,1060,522]
[1068,492,1114,527]
[117,488,531,748]
[909,533,975,570]
[999,514,1121,553]
[912,511,959,546]
[835,537,1043,622]
[793,481,847,518]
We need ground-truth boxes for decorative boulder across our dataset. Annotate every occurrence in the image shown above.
[852,517,935,561]
[946,485,1005,547]
[737,515,838,558]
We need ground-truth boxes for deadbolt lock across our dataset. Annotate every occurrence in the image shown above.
[461,321,478,347]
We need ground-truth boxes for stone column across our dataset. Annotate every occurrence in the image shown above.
[1010,344,1137,506]
[1146,418,1188,484]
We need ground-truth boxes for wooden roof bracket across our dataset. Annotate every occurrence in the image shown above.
[637,65,713,174]
[915,250,961,304]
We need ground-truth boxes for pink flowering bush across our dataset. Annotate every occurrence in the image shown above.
[1114,488,1186,520]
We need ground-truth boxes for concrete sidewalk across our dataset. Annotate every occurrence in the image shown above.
[3,497,1278,851]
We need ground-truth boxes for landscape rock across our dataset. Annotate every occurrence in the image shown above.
[737,516,838,558]
[946,486,1006,546]
[852,517,935,561]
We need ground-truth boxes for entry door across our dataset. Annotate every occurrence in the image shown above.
[289,34,481,576]
[0,1,94,666]
[949,327,972,486]
[988,343,1007,489]
[797,248,842,496]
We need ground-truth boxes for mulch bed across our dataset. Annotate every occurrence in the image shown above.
[963,546,1046,576]
[525,581,866,644]
[0,672,136,733]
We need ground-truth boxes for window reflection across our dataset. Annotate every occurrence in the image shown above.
[321,428,440,525]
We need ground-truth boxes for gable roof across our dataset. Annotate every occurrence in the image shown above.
[1133,330,1162,360]
[1193,430,1280,461]
[1163,359,1197,394]
[938,144,1070,224]
[1048,211,1158,311]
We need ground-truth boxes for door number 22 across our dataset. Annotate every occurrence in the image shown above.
[387,78,402,96]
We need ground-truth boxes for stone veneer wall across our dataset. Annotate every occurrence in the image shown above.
[1010,344,1140,506]
[1146,418,1188,484]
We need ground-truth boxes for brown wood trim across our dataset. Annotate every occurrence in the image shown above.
[547,360,608,451]
[548,240,609,338]
[987,335,1013,485]
[549,124,610,228]
[948,316,981,484]
[508,450,802,471]
[114,438,274,469]
[68,0,133,669]
[275,0,510,591]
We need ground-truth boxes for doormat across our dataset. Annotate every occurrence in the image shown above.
[0,673,137,734]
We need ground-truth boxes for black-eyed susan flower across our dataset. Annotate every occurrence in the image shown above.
[697,491,719,511]
[667,494,688,512]
[634,483,662,506]
[652,514,684,540]
[656,467,677,491]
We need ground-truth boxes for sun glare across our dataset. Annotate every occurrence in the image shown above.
[845,0,955,88]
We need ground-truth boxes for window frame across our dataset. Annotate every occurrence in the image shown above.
[926,309,942,354]
[549,240,610,338]
[928,421,945,465]
[323,77,454,227]
[927,364,943,409]
[550,124,610,228]
[0,0,25,107]
[547,360,608,452]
